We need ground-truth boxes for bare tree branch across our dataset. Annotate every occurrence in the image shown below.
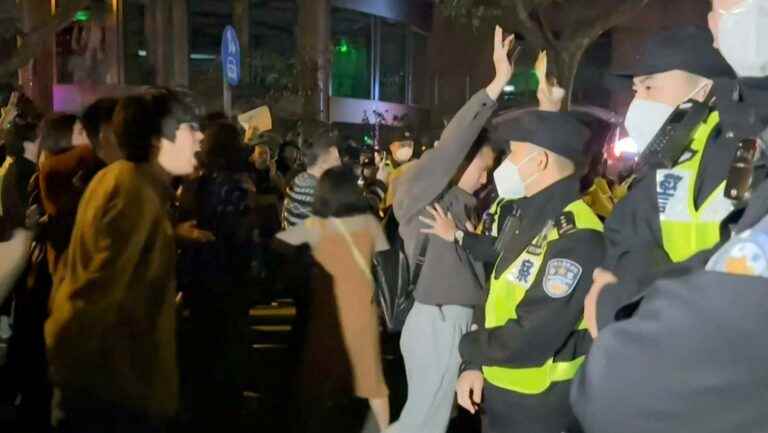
[0,0,89,77]
[534,8,557,48]
[508,0,548,50]
[439,0,651,109]
[564,0,649,41]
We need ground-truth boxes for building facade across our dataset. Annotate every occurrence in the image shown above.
[21,0,433,133]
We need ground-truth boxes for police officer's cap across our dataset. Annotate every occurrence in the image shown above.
[614,26,735,79]
[488,110,591,167]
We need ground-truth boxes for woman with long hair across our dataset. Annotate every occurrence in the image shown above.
[176,120,256,431]
[277,166,390,432]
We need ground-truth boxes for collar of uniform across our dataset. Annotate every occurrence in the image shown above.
[493,175,580,277]
[714,78,768,140]
[517,175,581,222]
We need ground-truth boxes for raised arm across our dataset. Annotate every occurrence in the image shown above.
[394,26,516,224]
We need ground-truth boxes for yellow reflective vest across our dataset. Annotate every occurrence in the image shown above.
[657,111,734,263]
[483,199,602,394]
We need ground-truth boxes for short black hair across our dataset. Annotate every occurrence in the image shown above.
[39,113,78,155]
[113,95,162,163]
[80,97,118,151]
[3,122,37,158]
[199,121,246,172]
[143,87,201,141]
[302,128,341,168]
[201,111,229,132]
[453,128,492,181]
[312,165,371,218]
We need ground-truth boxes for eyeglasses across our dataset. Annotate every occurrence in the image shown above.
[183,122,201,132]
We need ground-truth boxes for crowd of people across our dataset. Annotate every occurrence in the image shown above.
[0,0,767,432]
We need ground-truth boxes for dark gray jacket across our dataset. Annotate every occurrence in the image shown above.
[393,89,496,306]
[572,266,768,433]
[574,174,768,433]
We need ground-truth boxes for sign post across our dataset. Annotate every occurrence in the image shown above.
[221,25,241,117]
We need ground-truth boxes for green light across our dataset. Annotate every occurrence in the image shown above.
[337,39,350,54]
[363,134,373,145]
[74,10,91,22]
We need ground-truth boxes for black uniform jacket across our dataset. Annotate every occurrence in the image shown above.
[460,176,605,372]
[572,179,768,433]
[597,78,768,329]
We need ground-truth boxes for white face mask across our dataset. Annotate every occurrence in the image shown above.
[394,146,413,163]
[719,0,768,77]
[493,152,540,199]
[624,81,709,154]
[624,98,676,155]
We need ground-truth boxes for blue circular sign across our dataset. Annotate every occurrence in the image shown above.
[221,25,241,86]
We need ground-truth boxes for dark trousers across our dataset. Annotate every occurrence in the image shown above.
[482,381,582,433]
[52,394,166,433]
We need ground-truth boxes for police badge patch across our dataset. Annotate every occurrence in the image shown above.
[707,230,768,278]
[543,259,582,298]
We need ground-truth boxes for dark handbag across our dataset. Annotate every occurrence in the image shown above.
[372,211,430,333]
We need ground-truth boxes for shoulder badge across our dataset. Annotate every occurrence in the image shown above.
[556,212,577,236]
[543,258,582,298]
[706,228,768,278]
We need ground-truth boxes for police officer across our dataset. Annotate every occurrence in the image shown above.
[584,26,742,335]
[571,3,768,431]
[421,111,604,433]
[571,191,768,433]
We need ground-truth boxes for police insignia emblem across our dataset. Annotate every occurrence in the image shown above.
[543,259,582,298]
[707,229,768,278]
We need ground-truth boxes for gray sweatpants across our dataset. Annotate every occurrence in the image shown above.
[386,302,473,433]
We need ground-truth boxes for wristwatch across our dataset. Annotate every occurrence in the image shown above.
[454,229,465,246]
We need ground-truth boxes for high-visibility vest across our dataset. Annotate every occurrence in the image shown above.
[657,111,734,263]
[483,199,603,395]
[480,197,513,237]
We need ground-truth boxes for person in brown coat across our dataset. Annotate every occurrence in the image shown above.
[277,166,390,432]
[37,113,100,275]
[45,90,203,433]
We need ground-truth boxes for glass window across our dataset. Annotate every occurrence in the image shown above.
[331,8,372,99]
[123,0,152,85]
[56,0,111,84]
[411,31,429,106]
[188,0,232,99]
[379,19,407,104]
[251,0,298,96]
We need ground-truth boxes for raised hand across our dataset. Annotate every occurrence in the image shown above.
[487,25,517,100]
[535,51,565,112]
[1,92,19,129]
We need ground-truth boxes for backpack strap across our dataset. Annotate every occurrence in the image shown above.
[410,234,430,288]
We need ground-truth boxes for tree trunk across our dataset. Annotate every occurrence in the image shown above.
[296,0,330,123]
[550,42,589,111]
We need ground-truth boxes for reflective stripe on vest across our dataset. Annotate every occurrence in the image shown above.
[481,197,512,237]
[658,111,734,263]
[483,199,603,395]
